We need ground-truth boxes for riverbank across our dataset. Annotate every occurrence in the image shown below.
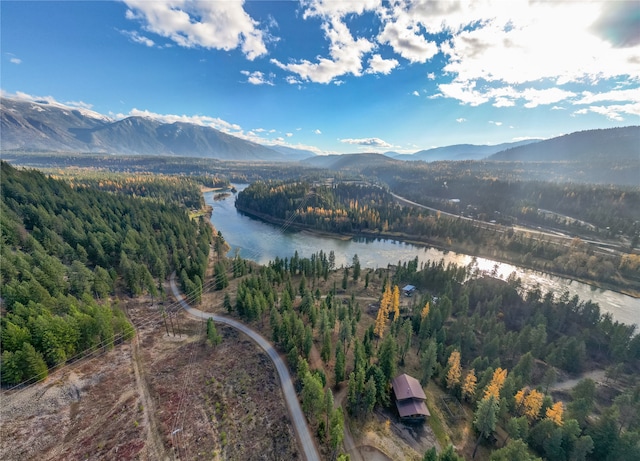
[235,204,640,299]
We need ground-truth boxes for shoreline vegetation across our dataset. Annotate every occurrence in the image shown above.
[234,203,640,299]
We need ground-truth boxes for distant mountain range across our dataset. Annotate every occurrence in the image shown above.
[392,139,542,161]
[0,97,314,162]
[2,97,638,165]
[488,126,640,162]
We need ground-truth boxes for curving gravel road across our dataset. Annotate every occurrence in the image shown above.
[170,275,321,461]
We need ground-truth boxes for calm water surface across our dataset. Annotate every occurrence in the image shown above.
[206,186,639,328]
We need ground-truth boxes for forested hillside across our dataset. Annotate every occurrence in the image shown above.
[0,162,212,385]
[220,249,640,460]
[235,180,640,293]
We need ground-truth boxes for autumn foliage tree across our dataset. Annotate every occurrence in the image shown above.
[483,367,508,401]
[545,401,564,426]
[462,369,478,402]
[516,388,545,421]
[446,350,462,391]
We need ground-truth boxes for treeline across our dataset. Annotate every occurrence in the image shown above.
[235,180,639,291]
[389,168,640,246]
[210,249,638,460]
[0,162,212,384]
[48,169,210,210]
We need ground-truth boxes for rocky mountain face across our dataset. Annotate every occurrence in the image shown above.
[1,97,313,161]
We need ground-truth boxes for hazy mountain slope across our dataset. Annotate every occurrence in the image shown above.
[489,126,640,162]
[301,153,401,170]
[395,139,542,162]
[0,97,306,161]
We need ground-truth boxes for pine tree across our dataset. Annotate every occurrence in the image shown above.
[473,395,498,459]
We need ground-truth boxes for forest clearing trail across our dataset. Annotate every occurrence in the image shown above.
[130,330,169,460]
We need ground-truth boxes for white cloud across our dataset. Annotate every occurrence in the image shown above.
[575,88,640,105]
[521,88,577,108]
[489,120,503,126]
[415,1,640,109]
[314,129,322,135]
[412,90,420,96]
[551,106,565,110]
[120,29,155,47]
[123,0,268,60]
[272,1,381,84]
[126,108,242,133]
[340,137,393,148]
[285,75,302,85]
[574,103,640,121]
[378,3,438,63]
[241,70,274,86]
[438,80,489,106]
[365,54,399,75]
[286,132,293,137]
[456,118,466,123]
[427,72,435,80]
[4,91,110,121]
[10,57,22,64]
[272,13,374,84]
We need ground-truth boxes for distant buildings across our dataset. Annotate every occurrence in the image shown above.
[402,285,416,297]
[391,373,430,422]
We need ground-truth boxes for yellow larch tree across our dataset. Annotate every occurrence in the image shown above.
[524,389,544,420]
[546,401,564,426]
[374,303,387,338]
[483,367,508,401]
[446,350,462,390]
[392,285,400,321]
[421,302,430,320]
[374,282,392,338]
[462,369,477,401]
[514,388,526,410]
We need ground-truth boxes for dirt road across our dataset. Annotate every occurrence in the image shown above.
[170,274,321,461]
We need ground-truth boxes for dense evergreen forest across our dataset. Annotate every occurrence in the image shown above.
[216,249,640,460]
[0,162,212,385]
[235,180,640,293]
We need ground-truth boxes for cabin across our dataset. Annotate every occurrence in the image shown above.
[402,285,416,297]
[391,373,430,422]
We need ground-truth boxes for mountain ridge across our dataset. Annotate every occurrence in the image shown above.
[1,97,308,162]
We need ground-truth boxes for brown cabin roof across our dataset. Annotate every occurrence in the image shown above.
[392,373,426,401]
[396,398,430,418]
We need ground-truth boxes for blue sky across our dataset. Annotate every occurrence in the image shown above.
[2,0,639,154]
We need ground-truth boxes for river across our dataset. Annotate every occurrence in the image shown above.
[205,186,639,328]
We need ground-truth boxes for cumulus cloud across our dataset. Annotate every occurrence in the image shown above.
[120,29,155,47]
[419,1,640,110]
[365,54,399,75]
[241,70,274,85]
[489,120,503,126]
[123,0,268,60]
[340,137,393,148]
[286,132,293,137]
[412,90,420,96]
[456,117,467,123]
[10,57,22,64]
[272,13,374,84]
[377,5,438,63]
[314,129,322,135]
